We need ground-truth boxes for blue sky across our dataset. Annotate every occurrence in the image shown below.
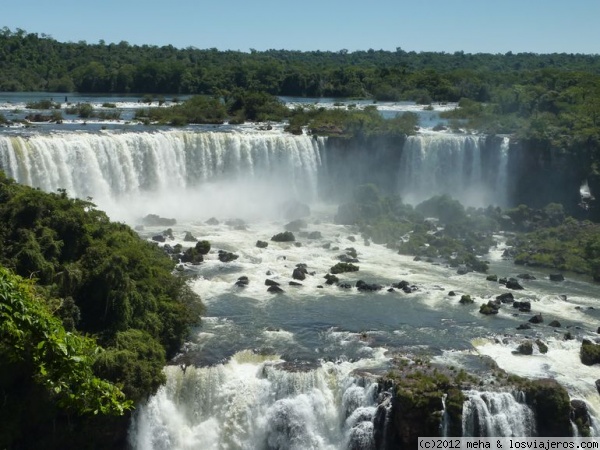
[4,0,599,54]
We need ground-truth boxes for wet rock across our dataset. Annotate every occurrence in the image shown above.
[322,242,331,249]
[456,266,471,275]
[549,273,565,282]
[387,288,395,292]
[558,294,567,301]
[142,213,176,226]
[517,273,536,280]
[183,231,197,242]
[271,231,295,242]
[528,313,544,324]
[284,219,308,232]
[517,323,532,330]
[459,295,474,304]
[448,291,456,296]
[218,250,239,263]
[513,301,531,312]
[265,279,280,287]
[256,240,269,248]
[307,231,322,239]
[498,277,508,285]
[581,339,600,365]
[292,267,307,281]
[235,276,249,287]
[480,301,500,315]
[338,254,359,263]
[548,320,561,328]
[486,274,498,281]
[536,339,549,354]
[347,236,356,242]
[496,292,514,303]
[338,283,352,289]
[205,217,219,225]
[289,281,303,286]
[324,274,339,285]
[595,379,600,395]
[294,242,302,247]
[356,280,382,292]
[506,279,524,290]
[267,285,284,294]
[152,234,166,243]
[517,340,534,355]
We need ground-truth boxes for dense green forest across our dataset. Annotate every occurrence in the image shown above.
[3,27,599,151]
[0,173,203,448]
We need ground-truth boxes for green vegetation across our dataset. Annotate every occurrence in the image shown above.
[0,172,203,448]
[2,27,599,153]
[330,262,359,274]
[336,186,494,272]
[580,339,600,365]
[506,204,600,279]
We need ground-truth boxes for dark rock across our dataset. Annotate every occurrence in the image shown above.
[387,288,395,292]
[267,285,284,294]
[486,274,498,281]
[595,379,600,395]
[317,285,323,289]
[162,228,174,239]
[497,292,514,303]
[347,236,356,242]
[338,254,359,263]
[205,217,219,225]
[256,240,269,248]
[330,262,359,274]
[459,295,474,304]
[338,283,352,289]
[324,274,339,285]
[448,291,456,296]
[307,231,322,239]
[517,273,536,280]
[142,214,176,226]
[480,301,500,315]
[517,323,532,330]
[536,339,549,354]
[456,266,470,275]
[529,313,544,324]
[345,247,358,258]
[549,273,565,282]
[271,231,295,242]
[292,268,306,281]
[517,340,534,355]
[195,240,211,255]
[548,320,561,328]
[513,301,531,312]
[163,244,174,254]
[218,250,239,263]
[356,280,382,292]
[524,379,571,437]
[498,277,508,285]
[152,234,166,242]
[506,279,524,290]
[237,276,249,284]
[284,219,307,232]
[289,281,303,286]
[558,294,567,301]
[413,256,422,262]
[294,242,302,247]
[322,242,331,249]
[183,231,197,242]
[581,339,600,365]
[265,279,280,287]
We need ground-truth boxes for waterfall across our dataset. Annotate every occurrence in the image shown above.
[440,394,450,437]
[496,137,510,206]
[462,390,536,437]
[399,134,500,206]
[0,130,325,221]
[129,351,379,450]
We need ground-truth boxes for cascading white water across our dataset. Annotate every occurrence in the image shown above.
[129,351,379,450]
[0,131,325,221]
[496,137,510,206]
[398,134,489,206]
[462,390,536,437]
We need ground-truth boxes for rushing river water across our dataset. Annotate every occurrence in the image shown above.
[0,100,599,448]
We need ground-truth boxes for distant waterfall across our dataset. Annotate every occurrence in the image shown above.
[129,351,379,450]
[462,390,536,437]
[496,137,510,206]
[0,131,325,220]
[398,134,508,207]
